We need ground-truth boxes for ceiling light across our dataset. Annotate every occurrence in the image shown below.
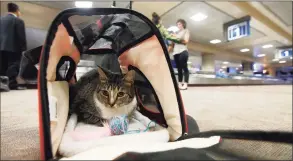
[167,26,179,33]
[279,60,286,63]
[272,58,279,61]
[221,66,227,68]
[210,39,221,44]
[290,57,292,59]
[257,54,265,57]
[75,1,93,8]
[240,48,250,52]
[262,44,273,49]
[190,13,207,22]
[222,61,229,64]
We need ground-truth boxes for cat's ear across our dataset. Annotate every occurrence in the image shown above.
[97,67,108,82]
[123,70,135,85]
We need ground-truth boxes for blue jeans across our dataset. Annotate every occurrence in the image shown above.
[164,39,169,47]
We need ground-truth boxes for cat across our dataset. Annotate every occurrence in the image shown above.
[69,67,137,126]
[58,67,160,157]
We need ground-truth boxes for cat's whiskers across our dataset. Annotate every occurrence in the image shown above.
[72,68,136,125]
[93,92,137,119]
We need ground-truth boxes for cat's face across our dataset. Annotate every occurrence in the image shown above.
[95,67,136,109]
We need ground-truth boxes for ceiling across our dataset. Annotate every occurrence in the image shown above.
[162,2,266,45]
[3,1,291,68]
[230,40,283,58]
[261,1,292,26]
[160,1,292,66]
[29,1,129,10]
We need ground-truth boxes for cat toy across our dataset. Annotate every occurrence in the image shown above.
[126,121,156,134]
[109,114,156,135]
[109,115,129,135]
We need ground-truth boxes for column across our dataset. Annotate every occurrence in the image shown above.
[201,53,216,72]
[241,61,253,75]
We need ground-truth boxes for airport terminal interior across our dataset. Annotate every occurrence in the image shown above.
[0,1,292,160]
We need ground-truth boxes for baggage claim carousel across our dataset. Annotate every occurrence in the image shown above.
[1,58,287,91]
[76,59,290,86]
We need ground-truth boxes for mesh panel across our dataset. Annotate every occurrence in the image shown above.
[69,12,166,125]
[68,14,151,52]
[134,72,167,126]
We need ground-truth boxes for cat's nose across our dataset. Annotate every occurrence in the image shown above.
[109,96,117,108]
[109,103,115,107]
[109,100,115,107]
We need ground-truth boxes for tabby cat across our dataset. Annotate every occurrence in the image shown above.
[69,67,137,126]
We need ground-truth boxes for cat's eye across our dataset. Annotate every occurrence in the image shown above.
[101,90,109,97]
[117,92,125,97]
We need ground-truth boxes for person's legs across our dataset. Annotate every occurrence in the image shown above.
[174,54,183,87]
[0,51,10,91]
[16,53,28,87]
[179,50,189,89]
[0,51,9,76]
[6,52,22,89]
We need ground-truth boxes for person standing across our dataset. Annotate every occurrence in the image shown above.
[151,12,181,50]
[172,19,190,90]
[0,3,27,90]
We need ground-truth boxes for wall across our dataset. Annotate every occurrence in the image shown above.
[25,28,47,50]
[201,54,216,72]
[1,1,60,30]
[1,2,63,50]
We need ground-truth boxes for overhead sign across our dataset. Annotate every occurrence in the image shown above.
[276,48,292,59]
[223,16,251,42]
[280,49,292,57]
[227,21,250,41]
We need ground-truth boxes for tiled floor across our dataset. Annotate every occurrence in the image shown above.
[1,85,292,159]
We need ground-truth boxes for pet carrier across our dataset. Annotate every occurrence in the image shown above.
[38,8,292,161]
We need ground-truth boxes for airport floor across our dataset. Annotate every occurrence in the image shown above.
[1,85,292,159]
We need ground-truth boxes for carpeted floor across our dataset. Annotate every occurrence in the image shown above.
[1,90,39,160]
[1,85,292,160]
[181,85,293,132]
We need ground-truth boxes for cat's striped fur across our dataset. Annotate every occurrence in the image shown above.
[69,67,137,126]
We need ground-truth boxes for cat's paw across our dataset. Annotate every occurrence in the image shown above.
[102,120,109,127]
[65,114,78,132]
